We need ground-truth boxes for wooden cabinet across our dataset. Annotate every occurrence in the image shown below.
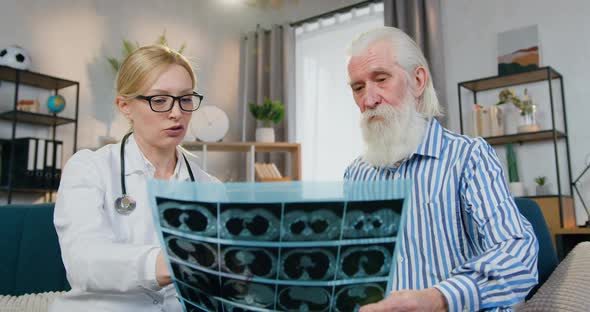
[528,196,575,246]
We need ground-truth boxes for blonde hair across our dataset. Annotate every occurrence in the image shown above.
[347,26,443,118]
[116,44,195,98]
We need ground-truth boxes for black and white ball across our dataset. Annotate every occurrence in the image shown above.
[0,45,31,70]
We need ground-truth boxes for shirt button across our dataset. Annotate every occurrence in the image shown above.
[398,256,404,262]
[395,173,401,178]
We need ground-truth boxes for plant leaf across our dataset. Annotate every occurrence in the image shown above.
[178,42,187,54]
[157,29,168,46]
[123,40,137,56]
[107,58,119,72]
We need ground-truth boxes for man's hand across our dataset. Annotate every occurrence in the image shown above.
[359,288,447,312]
[155,250,172,287]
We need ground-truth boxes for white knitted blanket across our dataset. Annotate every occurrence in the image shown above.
[519,241,590,311]
[0,291,64,312]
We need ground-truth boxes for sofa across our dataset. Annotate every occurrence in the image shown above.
[0,201,588,312]
[0,204,69,311]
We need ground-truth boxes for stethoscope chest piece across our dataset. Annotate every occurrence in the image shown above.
[115,195,136,215]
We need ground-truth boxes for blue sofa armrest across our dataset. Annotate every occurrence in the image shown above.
[0,203,70,296]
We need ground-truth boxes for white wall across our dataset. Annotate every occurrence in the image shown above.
[441,0,590,225]
[0,0,363,202]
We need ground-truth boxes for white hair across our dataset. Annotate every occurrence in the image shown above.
[347,26,443,118]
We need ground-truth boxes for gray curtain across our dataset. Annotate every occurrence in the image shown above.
[384,0,447,126]
[240,25,285,142]
[239,24,294,179]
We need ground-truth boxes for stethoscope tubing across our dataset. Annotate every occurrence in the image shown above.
[117,132,195,214]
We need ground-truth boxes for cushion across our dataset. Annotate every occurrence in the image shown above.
[0,291,65,312]
[519,242,590,311]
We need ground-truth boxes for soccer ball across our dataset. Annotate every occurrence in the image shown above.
[0,45,31,70]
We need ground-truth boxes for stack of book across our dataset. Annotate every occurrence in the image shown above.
[254,162,291,182]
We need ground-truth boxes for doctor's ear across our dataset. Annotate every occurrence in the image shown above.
[116,96,133,120]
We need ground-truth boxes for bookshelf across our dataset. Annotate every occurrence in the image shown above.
[182,142,301,182]
[0,65,79,203]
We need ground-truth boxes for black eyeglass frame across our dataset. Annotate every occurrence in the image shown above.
[136,91,204,112]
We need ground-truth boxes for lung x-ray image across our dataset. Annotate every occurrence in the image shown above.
[148,180,410,312]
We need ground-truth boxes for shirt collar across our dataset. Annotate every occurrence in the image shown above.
[123,134,191,181]
[412,118,444,159]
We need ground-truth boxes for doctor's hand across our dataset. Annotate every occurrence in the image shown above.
[156,250,172,287]
[359,288,447,312]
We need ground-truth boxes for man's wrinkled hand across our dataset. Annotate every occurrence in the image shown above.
[359,288,447,312]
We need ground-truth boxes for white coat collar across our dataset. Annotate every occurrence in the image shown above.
[122,134,192,182]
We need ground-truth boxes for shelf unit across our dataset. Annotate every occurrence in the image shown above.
[457,66,575,232]
[182,141,301,182]
[0,65,79,203]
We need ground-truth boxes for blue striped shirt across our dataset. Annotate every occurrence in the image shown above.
[344,118,538,311]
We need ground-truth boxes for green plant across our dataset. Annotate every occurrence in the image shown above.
[249,98,285,127]
[534,176,547,186]
[506,144,520,182]
[107,30,187,73]
[495,88,534,116]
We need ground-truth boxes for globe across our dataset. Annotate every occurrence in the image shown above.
[47,95,65,113]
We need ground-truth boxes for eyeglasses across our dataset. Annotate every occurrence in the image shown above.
[136,92,203,112]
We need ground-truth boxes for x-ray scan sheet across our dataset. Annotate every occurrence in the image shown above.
[148,180,411,312]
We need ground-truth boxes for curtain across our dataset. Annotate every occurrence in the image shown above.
[240,24,285,142]
[239,24,295,179]
[384,0,447,126]
[294,2,384,181]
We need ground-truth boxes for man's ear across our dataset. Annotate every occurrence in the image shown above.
[412,66,428,98]
[115,96,132,120]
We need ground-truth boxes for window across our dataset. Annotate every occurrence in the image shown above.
[294,3,384,181]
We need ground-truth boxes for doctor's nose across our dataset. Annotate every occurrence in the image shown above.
[168,99,183,119]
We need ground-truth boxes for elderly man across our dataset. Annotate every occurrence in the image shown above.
[344,27,538,312]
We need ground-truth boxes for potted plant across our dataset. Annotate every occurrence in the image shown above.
[249,98,285,143]
[535,176,548,196]
[506,144,525,196]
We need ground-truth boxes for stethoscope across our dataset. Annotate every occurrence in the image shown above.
[114,132,195,215]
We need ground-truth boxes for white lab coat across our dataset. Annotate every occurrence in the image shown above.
[50,134,219,312]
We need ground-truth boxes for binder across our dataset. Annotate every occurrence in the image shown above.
[43,139,63,189]
[24,138,37,187]
[0,140,7,185]
[35,139,45,187]
[1,138,38,188]
[54,141,63,187]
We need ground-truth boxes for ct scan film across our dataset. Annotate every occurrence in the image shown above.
[148,180,410,312]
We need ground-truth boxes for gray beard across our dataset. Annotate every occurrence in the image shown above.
[360,98,427,167]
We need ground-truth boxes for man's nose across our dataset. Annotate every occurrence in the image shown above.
[363,84,381,111]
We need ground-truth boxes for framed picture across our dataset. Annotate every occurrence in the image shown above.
[497,25,540,75]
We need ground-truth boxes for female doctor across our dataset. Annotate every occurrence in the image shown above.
[50,45,219,312]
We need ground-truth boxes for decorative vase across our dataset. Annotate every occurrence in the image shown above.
[255,127,275,143]
[536,185,548,196]
[517,104,540,133]
[509,182,526,197]
[471,105,490,137]
[489,106,504,136]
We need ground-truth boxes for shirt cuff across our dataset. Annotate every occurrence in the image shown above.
[141,247,163,291]
[434,275,480,312]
